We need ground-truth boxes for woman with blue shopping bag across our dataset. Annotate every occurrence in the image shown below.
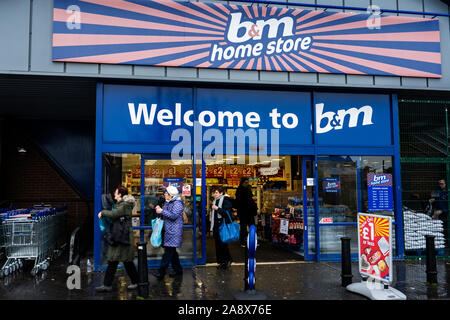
[152,185,184,280]
[95,186,139,293]
[211,186,235,270]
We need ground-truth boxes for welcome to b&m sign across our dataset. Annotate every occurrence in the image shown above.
[53,0,442,78]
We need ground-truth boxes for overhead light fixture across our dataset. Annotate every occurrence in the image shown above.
[17,147,27,154]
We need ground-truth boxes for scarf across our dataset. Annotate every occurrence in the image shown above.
[210,195,225,231]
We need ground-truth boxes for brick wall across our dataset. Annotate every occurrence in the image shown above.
[1,126,93,239]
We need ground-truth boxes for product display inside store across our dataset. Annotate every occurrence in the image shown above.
[204,155,310,253]
[101,153,397,261]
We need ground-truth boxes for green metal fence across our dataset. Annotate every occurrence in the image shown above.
[399,98,450,257]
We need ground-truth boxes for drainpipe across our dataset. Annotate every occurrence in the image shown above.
[446,107,450,243]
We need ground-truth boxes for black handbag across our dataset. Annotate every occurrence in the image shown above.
[104,216,130,246]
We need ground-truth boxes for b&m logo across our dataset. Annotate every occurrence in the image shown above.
[210,11,312,63]
[227,12,294,43]
[315,103,374,134]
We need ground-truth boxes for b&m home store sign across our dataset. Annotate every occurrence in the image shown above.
[53,0,442,78]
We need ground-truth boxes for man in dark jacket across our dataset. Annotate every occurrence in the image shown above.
[235,177,257,247]
[432,180,448,218]
[431,179,449,240]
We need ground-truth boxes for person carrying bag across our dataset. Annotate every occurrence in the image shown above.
[152,186,184,280]
[210,186,235,270]
[95,186,139,293]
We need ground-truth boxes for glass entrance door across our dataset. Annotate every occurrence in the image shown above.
[140,155,204,266]
[316,156,395,261]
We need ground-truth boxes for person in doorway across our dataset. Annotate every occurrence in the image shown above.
[95,186,139,292]
[430,179,449,220]
[430,179,449,240]
[211,186,233,269]
[153,185,184,280]
[235,177,257,247]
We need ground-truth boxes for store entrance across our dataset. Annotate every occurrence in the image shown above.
[204,155,316,263]
[140,155,205,266]
[100,153,206,268]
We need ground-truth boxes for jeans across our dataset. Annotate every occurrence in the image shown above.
[159,247,183,275]
[104,260,139,287]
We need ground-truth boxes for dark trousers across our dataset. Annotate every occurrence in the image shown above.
[104,260,139,287]
[213,229,232,264]
[159,247,183,275]
[239,220,255,246]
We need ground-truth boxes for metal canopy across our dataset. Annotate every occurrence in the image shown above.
[0,75,96,120]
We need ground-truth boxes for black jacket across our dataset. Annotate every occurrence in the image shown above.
[235,185,257,223]
[213,196,234,232]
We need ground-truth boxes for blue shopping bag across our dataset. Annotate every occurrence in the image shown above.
[150,218,164,248]
[99,217,112,232]
[219,211,240,243]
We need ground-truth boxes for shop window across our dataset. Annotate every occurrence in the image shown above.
[100,153,198,265]
[318,156,394,222]
[100,153,141,265]
[204,155,306,254]
[318,157,357,223]
[318,156,394,256]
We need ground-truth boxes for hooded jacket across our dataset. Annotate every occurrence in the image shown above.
[160,195,184,248]
[101,195,135,262]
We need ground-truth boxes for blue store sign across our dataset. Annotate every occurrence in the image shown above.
[314,92,392,147]
[367,173,394,212]
[101,84,393,152]
[323,177,341,193]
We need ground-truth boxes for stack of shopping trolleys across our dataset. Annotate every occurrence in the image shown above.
[0,205,67,277]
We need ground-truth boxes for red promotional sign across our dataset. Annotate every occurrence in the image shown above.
[147,166,163,178]
[177,165,193,178]
[206,164,224,178]
[131,165,140,178]
[242,165,254,177]
[226,165,241,178]
[358,213,392,284]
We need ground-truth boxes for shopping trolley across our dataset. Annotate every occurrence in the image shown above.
[0,206,67,277]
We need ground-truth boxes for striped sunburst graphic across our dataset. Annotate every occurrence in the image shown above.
[359,216,390,238]
[52,0,442,78]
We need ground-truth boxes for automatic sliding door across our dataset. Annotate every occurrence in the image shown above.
[316,156,394,261]
[142,157,197,265]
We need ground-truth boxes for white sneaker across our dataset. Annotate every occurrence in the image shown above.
[127,283,138,290]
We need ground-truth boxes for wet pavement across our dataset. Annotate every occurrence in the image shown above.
[0,244,450,300]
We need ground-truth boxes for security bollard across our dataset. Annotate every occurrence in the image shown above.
[234,225,266,300]
[425,235,438,285]
[137,242,149,298]
[341,237,353,287]
[243,242,249,291]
